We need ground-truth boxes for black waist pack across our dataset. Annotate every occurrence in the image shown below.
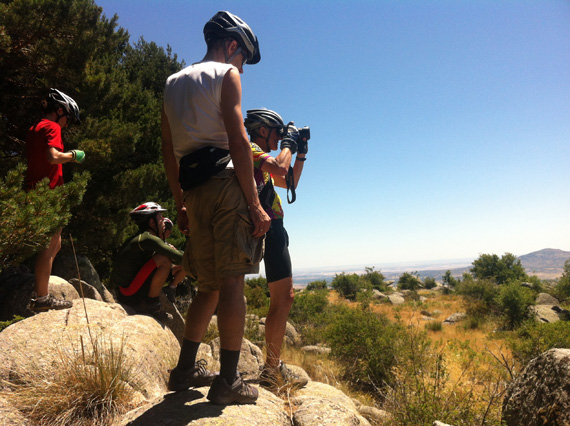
[179,146,231,190]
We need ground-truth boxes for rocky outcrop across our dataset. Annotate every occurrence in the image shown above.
[113,387,292,426]
[531,292,570,323]
[502,348,570,426]
[0,298,180,401]
[531,305,561,323]
[388,292,405,305]
[0,294,375,426]
[52,252,108,300]
[292,381,371,425]
[116,381,374,426]
[301,345,331,355]
[535,292,560,306]
[443,312,466,325]
[372,289,389,301]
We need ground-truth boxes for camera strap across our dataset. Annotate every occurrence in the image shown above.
[285,166,296,204]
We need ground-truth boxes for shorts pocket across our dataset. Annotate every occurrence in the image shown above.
[235,213,264,266]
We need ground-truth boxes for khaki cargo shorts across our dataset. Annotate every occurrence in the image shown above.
[182,169,263,292]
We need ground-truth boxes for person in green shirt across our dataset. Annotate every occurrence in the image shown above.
[109,202,182,322]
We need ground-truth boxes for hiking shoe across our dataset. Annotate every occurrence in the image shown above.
[167,359,217,392]
[135,299,173,322]
[163,286,176,303]
[30,294,73,312]
[207,375,258,405]
[259,361,308,390]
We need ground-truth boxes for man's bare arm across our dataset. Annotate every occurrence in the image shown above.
[221,68,270,237]
[161,105,189,234]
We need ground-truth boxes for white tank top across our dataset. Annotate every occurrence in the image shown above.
[163,61,235,163]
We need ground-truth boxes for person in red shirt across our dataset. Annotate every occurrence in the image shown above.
[26,88,85,312]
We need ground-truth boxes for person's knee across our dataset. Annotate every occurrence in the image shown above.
[153,254,173,269]
[269,277,294,308]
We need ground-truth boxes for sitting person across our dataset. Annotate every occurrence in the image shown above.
[161,217,187,303]
[108,202,182,321]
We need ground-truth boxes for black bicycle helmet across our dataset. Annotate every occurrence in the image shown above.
[129,202,167,228]
[48,88,80,123]
[204,11,260,65]
[244,108,285,136]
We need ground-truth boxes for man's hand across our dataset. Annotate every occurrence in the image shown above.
[297,138,308,155]
[280,126,299,154]
[176,206,189,236]
[250,205,271,238]
[69,149,85,163]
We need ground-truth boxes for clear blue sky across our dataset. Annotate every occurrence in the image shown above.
[96,0,570,271]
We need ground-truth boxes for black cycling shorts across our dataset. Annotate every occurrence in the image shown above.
[264,219,292,283]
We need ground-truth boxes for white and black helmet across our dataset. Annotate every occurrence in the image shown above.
[48,88,80,123]
[204,11,260,65]
[244,108,285,136]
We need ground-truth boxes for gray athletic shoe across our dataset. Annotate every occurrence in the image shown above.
[29,294,73,312]
[162,286,176,303]
[259,361,308,390]
[134,299,173,322]
[167,359,217,392]
[207,375,258,405]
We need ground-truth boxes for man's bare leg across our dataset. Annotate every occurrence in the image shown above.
[34,230,62,297]
[264,276,294,369]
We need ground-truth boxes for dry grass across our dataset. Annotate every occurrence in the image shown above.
[2,334,140,426]
[287,290,512,425]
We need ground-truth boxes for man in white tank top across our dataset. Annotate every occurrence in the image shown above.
[161,11,270,405]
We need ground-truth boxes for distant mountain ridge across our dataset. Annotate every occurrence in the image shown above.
[518,248,570,279]
[293,248,570,286]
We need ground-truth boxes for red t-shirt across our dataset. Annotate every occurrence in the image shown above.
[25,119,64,189]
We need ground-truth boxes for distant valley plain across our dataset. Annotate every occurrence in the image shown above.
[290,248,570,287]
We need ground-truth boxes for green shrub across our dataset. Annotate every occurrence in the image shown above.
[423,276,437,290]
[305,279,328,291]
[325,305,403,389]
[0,316,24,332]
[508,321,570,366]
[289,289,331,344]
[495,282,534,330]
[442,270,460,289]
[363,266,388,291]
[0,164,89,269]
[425,320,443,332]
[471,252,528,285]
[457,278,499,318]
[245,285,269,317]
[397,272,421,291]
[331,272,371,300]
[554,260,570,302]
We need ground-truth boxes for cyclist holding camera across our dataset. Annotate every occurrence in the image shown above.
[244,108,309,389]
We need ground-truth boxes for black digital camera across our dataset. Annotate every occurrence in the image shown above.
[297,126,310,141]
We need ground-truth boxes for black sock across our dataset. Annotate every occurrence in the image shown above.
[220,349,240,384]
[176,338,201,370]
[145,296,159,304]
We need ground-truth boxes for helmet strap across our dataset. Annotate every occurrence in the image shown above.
[263,128,273,152]
[225,42,243,64]
[148,214,165,241]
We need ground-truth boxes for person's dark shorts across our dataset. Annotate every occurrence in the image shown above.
[264,219,292,283]
[116,258,157,305]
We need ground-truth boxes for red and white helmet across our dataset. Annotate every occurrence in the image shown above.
[129,202,166,227]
